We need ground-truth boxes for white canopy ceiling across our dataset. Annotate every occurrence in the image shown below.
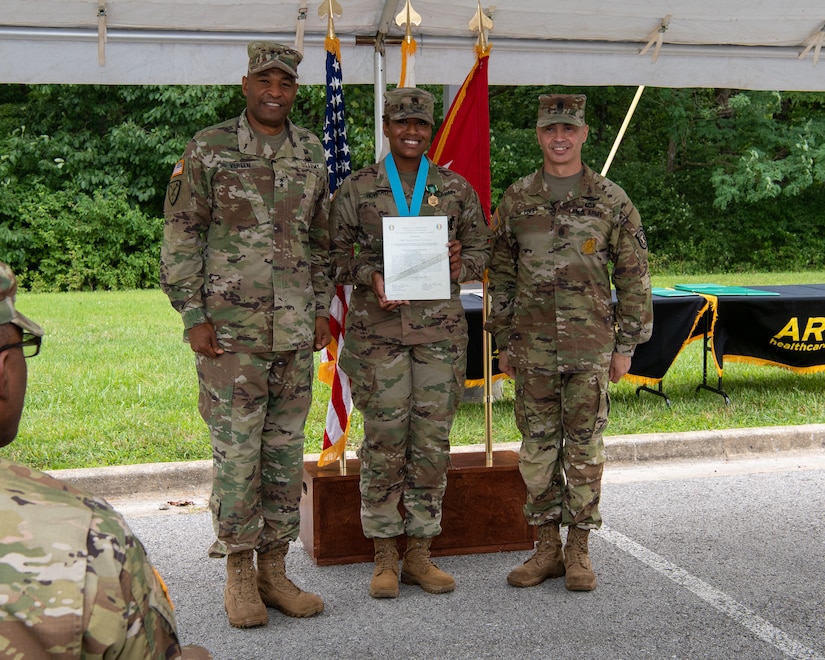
[2,1,825,90]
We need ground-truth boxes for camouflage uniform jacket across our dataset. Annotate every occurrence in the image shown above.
[485,164,652,374]
[330,158,490,344]
[160,111,333,352]
[0,458,191,659]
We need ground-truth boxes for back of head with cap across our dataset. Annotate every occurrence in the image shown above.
[0,262,43,338]
[536,94,587,128]
[247,41,302,79]
[384,87,435,125]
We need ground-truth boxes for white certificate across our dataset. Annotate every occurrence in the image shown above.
[382,215,450,300]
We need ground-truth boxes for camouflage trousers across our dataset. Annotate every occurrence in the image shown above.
[513,369,609,530]
[195,348,312,558]
[341,337,467,539]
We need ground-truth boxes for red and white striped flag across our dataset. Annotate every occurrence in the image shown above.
[317,33,353,467]
[318,284,352,467]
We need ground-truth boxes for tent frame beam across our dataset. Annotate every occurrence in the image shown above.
[0,26,814,62]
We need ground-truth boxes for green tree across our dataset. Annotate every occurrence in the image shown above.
[3,83,825,289]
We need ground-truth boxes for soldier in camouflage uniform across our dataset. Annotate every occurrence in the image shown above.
[485,94,652,592]
[160,42,333,628]
[330,88,490,599]
[0,262,211,659]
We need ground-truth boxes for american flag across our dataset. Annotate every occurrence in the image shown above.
[318,35,353,467]
[323,36,352,194]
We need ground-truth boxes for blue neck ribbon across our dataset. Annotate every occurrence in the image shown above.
[384,154,429,217]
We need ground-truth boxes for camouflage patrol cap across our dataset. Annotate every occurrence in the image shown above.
[0,262,43,337]
[247,41,302,79]
[537,94,587,128]
[384,87,435,124]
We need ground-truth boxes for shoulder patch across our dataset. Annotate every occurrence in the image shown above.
[167,180,181,206]
[171,159,184,179]
[636,226,648,250]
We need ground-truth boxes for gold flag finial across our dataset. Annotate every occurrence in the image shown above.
[395,0,422,45]
[469,1,493,51]
[319,0,343,40]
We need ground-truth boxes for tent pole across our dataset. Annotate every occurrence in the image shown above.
[374,45,385,161]
[373,0,398,161]
[600,85,645,177]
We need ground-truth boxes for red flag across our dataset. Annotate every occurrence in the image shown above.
[428,44,491,220]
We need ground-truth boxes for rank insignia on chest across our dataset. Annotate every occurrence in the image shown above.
[582,237,597,255]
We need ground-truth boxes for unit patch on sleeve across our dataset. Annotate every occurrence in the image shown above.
[636,227,648,250]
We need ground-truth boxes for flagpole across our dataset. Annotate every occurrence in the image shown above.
[318,0,354,476]
[483,277,493,466]
[395,0,421,88]
[470,0,495,467]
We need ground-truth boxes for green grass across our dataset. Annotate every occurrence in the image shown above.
[4,271,825,471]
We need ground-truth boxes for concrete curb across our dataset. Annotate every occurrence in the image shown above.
[48,424,825,500]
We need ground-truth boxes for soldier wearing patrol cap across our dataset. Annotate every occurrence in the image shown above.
[486,93,653,592]
[329,87,491,599]
[160,41,332,628]
[0,262,212,659]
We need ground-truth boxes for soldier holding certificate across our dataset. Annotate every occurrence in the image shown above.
[329,87,490,599]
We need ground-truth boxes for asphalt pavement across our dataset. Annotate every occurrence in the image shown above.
[50,425,825,660]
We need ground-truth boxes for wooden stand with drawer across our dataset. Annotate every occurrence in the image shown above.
[299,450,535,565]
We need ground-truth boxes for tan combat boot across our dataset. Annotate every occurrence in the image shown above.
[369,537,400,598]
[507,522,565,587]
[564,526,597,591]
[400,536,456,594]
[257,544,324,617]
[224,550,268,628]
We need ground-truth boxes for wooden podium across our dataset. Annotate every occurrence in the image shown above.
[299,450,535,565]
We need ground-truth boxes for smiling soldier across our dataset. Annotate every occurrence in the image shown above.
[160,42,333,629]
[486,93,653,592]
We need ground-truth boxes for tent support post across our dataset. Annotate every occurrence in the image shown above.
[601,85,645,177]
[372,0,398,161]
[373,44,385,161]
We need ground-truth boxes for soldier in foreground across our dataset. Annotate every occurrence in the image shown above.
[485,94,652,592]
[0,262,211,659]
[161,42,333,628]
[330,88,490,598]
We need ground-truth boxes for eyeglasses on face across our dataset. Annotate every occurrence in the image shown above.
[0,332,42,359]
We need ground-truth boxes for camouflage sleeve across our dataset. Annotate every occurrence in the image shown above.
[454,184,491,283]
[0,464,204,659]
[329,176,379,287]
[310,171,333,318]
[160,140,212,330]
[84,516,187,660]
[484,203,519,351]
[611,197,653,356]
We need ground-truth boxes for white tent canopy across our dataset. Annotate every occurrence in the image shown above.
[2,0,825,90]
